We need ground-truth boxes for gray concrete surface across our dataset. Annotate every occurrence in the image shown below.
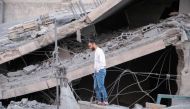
[60,84,80,109]
[179,0,190,14]
[79,101,129,109]
[0,14,189,99]
[1,0,100,23]
[0,0,129,65]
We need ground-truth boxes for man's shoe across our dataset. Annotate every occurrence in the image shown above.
[97,101,103,105]
[102,101,109,105]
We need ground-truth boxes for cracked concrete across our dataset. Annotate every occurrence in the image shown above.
[0,0,190,108]
[0,14,190,100]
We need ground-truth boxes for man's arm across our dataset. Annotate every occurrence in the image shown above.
[99,49,106,67]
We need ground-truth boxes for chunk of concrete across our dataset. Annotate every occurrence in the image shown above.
[144,28,159,38]
[0,102,5,109]
[133,104,143,109]
[60,84,80,109]
[21,98,28,104]
[0,74,8,84]
[146,102,166,109]
[23,65,38,74]
[7,70,23,77]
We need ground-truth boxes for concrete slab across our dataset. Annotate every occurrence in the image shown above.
[0,20,87,64]
[0,74,8,84]
[86,0,122,23]
[0,39,166,100]
[7,70,23,77]
[79,101,129,109]
[0,14,188,100]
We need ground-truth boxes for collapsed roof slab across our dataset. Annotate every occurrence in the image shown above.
[0,14,189,100]
[0,20,87,65]
[0,0,135,65]
[0,39,166,100]
[0,12,189,99]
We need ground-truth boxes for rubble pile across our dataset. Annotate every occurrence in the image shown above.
[0,14,190,97]
[6,98,56,109]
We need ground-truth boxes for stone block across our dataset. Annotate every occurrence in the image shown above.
[7,70,23,77]
[23,65,38,74]
[0,74,8,84]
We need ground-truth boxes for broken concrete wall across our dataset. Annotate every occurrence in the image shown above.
[60,84,80,109]
[176,42,190,96]
[2,0,97,23]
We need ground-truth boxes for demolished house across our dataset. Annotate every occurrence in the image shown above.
[0,0,190,109]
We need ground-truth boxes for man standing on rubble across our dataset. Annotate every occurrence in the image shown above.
[88,38,108,105]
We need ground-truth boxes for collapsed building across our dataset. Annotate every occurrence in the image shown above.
[0,0,190,109]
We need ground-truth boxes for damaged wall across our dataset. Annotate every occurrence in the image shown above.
[2,0,97,23]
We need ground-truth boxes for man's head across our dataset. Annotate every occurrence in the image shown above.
[88,39,97,51]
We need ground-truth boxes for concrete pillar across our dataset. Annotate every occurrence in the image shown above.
[173,42,190,105]
[176,46,184,95]
[0,0,4,23]
[60,83,80,109]
[179,0,190,14]
[176,42,190,96]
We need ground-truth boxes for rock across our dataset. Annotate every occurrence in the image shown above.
[7,70,23,77]
[133,104,143,109]
[23,65,38,74]
[0,74,8,84]
[21,98,28,104]
[7,100,56,109]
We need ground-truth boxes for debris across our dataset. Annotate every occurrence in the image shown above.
[23,65,38,74]
[21,98,28,104]
[143,28,160,38]
[60,84,80,109]
[0,74,8,84]
[7,70,23,77]
[132,104,144,109]
[6,100,56,109]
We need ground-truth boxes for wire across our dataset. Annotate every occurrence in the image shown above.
[129,79,167,107]
[107,48,180,106]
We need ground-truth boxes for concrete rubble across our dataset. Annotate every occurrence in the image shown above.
[6,98,56,109]
[0,14,190,100]
[0,0,190,108]
[0,74,8,84]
